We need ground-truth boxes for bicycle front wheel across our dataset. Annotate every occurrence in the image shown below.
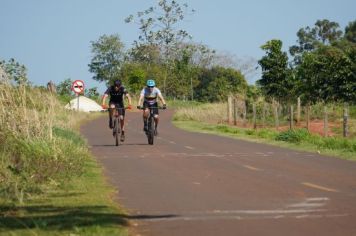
[148,117,155,145]
[114,118,119,146]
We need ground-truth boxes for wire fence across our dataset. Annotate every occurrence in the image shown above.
[226,96,355,138]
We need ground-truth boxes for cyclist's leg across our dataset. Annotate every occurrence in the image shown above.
[108,102,115,128]
[117,104,125,131]
[143,101,150,131]
[118,104,126,141]
[153,103,159,135]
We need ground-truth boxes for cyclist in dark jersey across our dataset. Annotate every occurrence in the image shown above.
[101,80,132,141]
[137,79,166,134]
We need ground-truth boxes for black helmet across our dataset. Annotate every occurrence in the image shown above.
[114,80,121,87]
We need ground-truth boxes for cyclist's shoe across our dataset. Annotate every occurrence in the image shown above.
[120,131,125,142]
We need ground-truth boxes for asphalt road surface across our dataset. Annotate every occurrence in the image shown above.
[81,110,356,236]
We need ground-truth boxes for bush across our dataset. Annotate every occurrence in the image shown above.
[0,85,88,203]
[275,129,311,143]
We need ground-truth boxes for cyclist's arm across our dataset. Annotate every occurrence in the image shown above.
[137,94,144,107]
[101,94,109,106]
[125,93,132,106]
[158,93,166,106]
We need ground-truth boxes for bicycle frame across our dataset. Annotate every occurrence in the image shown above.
[109,107,126,146]
[139,106,164,145]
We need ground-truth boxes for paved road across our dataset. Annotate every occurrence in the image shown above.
[81,110,356,236]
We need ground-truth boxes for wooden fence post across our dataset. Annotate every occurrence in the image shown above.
[227,95,232,124]
[290,105,294,130]
[233,98,237,125]
[274,103,279,130]
[297,97,301,125]
[253,103,257,129]
[243,101,247,127]
[324,105,328,137]
[343,103,349,137]
[262,102,266,128]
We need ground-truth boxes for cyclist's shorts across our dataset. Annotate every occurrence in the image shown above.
[143,101,159,115]
[109,102,125,116]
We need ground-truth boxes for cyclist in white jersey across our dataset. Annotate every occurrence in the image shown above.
[137,79,167,133]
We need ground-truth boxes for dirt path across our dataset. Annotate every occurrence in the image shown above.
[81,110,356,236]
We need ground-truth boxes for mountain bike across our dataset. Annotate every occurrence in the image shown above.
[138,106,165,145]
[109,107,127,146]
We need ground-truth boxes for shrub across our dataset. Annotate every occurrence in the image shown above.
[0,85,88,203]
[275,129,310,143]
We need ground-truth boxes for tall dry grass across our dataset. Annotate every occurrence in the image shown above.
[0,84,88,203]
[173,102,227,124]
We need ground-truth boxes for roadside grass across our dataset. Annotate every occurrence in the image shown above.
[173,120,356,161]
[0,85,127,235]
[0,155,129,236]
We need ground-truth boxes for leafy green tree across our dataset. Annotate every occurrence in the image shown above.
[127,44,161,65]
[246,85,262,102]
[297,45,355,104]
[345,20,356,43]
[0,58,28,85]
[257,40,293,102]
[120,63,147,94]
[120,62,166,94]
[88,34,126,84]
[290,19,343,65]
[125,0,194,95]
[86,87,99,99]
[195,66,247,102]
[56,78,73,96]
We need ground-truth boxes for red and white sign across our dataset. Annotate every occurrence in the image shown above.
[71,80,85,94]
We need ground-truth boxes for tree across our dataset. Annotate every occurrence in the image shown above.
[125,0,194,95]
[297,45,355,104]
[257,40,293,102]
[195,66,247,102]
[127,44,161,65]
[290,19,343,65]
[86,87,99,99]
[88,34,126,84]
[345,20,356,43]
[120,63,147,94]
[1,58,28,85]
[56,78,73,96]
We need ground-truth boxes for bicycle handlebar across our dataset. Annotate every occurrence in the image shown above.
[137,106,166,110]
[106,107,130,111]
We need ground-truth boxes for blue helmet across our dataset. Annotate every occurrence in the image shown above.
[146,79,155,87]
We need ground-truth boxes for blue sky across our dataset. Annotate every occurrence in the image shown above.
[1,0,355,93]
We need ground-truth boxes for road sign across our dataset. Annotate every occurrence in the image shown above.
[71,80,85,94]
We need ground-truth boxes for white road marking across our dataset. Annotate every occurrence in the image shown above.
[242,165,261,171]
[288,197,329,209]
[302,182,339,192]
[129,196,348,222]
[185,146,195,150]
[169,141,176,144]
[136,209,346,222]
[287,197,329,209]
[207,209,326,215]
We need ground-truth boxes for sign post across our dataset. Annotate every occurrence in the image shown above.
[71,80,85,111]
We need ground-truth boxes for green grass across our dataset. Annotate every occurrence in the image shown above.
[0,156,128,236]
[173,120,356,161]
[0,85,128,235]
